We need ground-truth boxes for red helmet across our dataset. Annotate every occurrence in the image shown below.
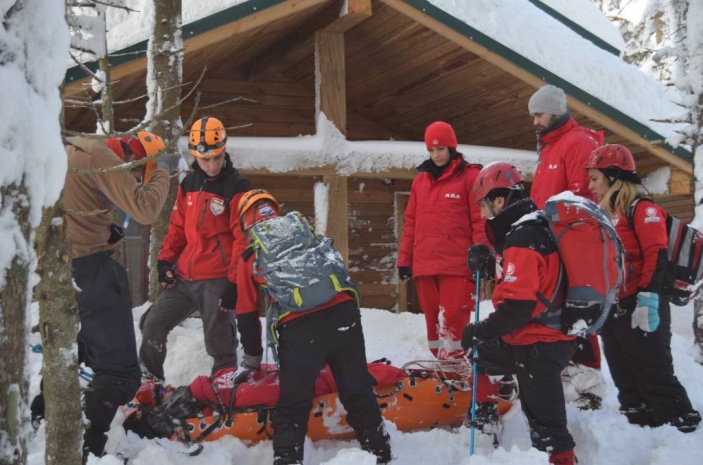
[586,144,635,172]
[473,162,525,202]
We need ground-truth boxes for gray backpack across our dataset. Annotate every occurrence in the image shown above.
[249,211,359,325]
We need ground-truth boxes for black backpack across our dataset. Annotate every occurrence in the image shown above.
[627,198,703,305]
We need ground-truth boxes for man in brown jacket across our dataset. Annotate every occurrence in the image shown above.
[63,133,180,462]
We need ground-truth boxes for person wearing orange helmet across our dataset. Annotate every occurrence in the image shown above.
[462,162,578,465]
[397,121,488,360]
[139,116,252,385]
[235,190,391,465]
[59,132,180,462]
[587,144,701,433]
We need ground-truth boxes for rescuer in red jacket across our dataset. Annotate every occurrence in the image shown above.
[463,162,577,465]
[397,121,487,360]
[528,84,606,410]
[587,144,701,433]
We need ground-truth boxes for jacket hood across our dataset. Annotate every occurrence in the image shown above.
[486,198,539,250]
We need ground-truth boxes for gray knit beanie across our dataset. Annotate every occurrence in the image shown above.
[528,85,567,115]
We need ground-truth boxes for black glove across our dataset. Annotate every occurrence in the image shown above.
[156,153,182,175]
[468,244,495,280]
[398,266,412,281]
[219,282,238,311]
[461,323,479,350]
[157,260,176,287]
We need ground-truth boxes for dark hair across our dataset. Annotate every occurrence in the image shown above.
[486,187,524,206]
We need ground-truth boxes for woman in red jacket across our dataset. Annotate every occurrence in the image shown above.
[587,144,700,433]
[397,121,487,360]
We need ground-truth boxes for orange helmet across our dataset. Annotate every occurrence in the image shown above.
[473,162,525,202]
[137,131,165,182]
[238,189,280,231]
[189,116,227,159]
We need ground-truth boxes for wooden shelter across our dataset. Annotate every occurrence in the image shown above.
[64,0,695,311]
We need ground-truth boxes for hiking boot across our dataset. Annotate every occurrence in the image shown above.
[273,446,303,465]
[574,392,602,411]
[470,402,499,435]
[356,421,392,464]
[620,403,663,428]
[497,375,518,402]
[665,410,701,433]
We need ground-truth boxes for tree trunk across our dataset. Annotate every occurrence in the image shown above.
[0,184,32,465]
[147,0,184,301]
[35,199,82,465]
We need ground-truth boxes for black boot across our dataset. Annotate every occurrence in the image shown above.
[620,403,663,428]
[273,423,305,465]
[356,421,391,464]
[665,410,701,433]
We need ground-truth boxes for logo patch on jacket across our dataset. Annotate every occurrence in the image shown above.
[643,207,661,223]
[445,193,462,199]
[210,198,225,216]
[503,262,517,283]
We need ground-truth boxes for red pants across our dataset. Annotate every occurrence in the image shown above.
[415,275,475,360]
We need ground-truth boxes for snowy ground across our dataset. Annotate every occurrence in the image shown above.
[27,300,703,465]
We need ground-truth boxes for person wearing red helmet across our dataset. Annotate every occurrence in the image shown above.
[462,162,578,465]
[59,132,180,461]
[528,84,606,411]
[139,116,252,384]
[397,121,488,360]
[587,144,701,433]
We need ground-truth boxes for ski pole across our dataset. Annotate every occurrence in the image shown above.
[470,269,481,456]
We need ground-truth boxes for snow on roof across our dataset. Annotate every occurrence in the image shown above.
[427,0,687,145]
[221,114,538,176]
[537,0,625,52]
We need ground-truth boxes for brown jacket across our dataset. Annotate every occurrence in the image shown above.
[64,137,170,258]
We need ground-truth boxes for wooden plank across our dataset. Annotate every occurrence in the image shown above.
[315,30,346,133]
[324,0,373,33]
[324,175,350,262]
[670,168,693,195]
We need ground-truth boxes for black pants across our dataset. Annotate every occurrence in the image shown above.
[601,297,696,421]
[272,300,382,450]
[73,252,141,456]
[475,338,576,455]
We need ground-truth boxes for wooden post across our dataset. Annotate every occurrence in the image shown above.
[669,168,693,195]
[315,30,349,262]
[395,192,409,312]
[324,175,349,263]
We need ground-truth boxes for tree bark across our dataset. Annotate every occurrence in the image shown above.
[35,199,82,465]
[147,0,184,301]
[0,184,31,465]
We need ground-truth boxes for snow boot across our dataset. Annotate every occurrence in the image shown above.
[666,410,701,433]
[273,423,305,465]
[549,449,576,465]
[356,421,392,464]
[620,403,663,428]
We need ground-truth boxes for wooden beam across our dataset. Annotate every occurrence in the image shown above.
[315,30,346,133]
[245,0,346,78]
[669,168,693,195]
[381,0,693,174]
[65,0,327,98]
[395,192,409,312]
[324,0,372,33]
[324,175,350,262]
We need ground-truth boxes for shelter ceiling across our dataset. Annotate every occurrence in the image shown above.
[63,0,670,177]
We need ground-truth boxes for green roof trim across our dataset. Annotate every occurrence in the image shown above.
[526,0,621,56]
[65,0,287,84]
[403,0,691,162]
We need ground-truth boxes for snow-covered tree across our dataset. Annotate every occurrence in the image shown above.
[0,1,69,463]
[145,0,184,300]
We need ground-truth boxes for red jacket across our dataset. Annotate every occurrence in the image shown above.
[158,156,251,283]
[616,199,669,298]
[397,158,487,277]
[530,118,603,209]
